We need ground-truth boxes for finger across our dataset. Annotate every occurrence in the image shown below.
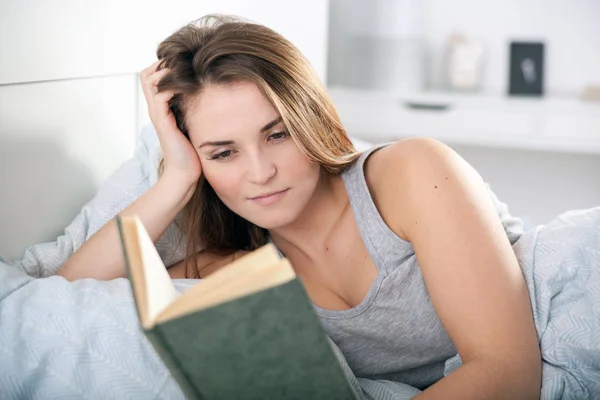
[147,67,172,88]
[141,74,174,105]
[154,90,177,105]
[140,79,157,103]
[141,68,171,98]
[147,91,177,122]
[141,67,170,91]
[140,59,161,79]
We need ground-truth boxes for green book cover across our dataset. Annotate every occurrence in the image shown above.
[115,215,359,400]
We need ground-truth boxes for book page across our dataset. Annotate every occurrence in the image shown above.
[131,217,178,328]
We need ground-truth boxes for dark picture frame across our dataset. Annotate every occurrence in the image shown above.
[508,41,545,96]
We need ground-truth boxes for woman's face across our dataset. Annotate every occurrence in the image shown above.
[185,81,321,229]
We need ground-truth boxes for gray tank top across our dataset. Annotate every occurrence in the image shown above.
[312,143,524,390]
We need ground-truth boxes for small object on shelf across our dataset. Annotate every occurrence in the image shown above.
[444,32,484,92]
[508,41,545,96]
[404,101,451,111]
[580,85,600,102]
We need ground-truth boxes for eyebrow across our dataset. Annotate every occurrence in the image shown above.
[260,116,283,133]
[197,116,283,149]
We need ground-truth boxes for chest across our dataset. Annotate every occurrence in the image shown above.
[316,255,457,388]
[292,216,378,311]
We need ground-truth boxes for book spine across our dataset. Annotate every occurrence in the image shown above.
[146,327,205,400]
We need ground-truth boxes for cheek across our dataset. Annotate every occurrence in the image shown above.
[276,145,319,178]
[202,164,243,202]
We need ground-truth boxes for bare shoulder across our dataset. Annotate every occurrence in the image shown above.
[366,138,542,388]
[365,137,479,240]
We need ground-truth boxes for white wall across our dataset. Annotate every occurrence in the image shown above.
[451,145,600,227]
[424,0,600,96]
[0,0,329,85]
[327,0,426,93]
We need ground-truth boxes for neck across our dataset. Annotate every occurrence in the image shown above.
[268,172,349,263]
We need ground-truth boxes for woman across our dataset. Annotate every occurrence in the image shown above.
[57,15,599,399]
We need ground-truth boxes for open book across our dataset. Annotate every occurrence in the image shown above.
[116,215,358,400]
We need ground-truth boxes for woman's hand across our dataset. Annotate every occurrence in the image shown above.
[140,60,202,185]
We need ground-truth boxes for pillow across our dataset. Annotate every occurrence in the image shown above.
[3,124,187,278]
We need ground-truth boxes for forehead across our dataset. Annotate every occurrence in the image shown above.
[186,81,280,141]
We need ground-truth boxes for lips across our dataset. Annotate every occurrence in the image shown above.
[249,188,289,206]
[250,189,287,200]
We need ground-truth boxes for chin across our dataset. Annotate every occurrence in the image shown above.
[242,208,299,231]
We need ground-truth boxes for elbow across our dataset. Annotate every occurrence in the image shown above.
[512,372,541,400]
[515,345,543,399]
[56,263,77,281]
[56,261,125,281]
[520,360,542,400]
[511,371,541,400]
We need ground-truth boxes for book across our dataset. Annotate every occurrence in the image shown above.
[115,215,359,400]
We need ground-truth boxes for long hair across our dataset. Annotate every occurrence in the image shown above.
[155,15,359,277]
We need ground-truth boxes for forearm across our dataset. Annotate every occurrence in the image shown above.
[57,173,196,281]
[414,358,540,400]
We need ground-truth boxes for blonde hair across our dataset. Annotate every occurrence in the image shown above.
[156,15,359,276]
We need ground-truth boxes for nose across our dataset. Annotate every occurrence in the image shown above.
[246,151,276,185]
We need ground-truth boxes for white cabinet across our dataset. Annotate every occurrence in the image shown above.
[328,87,600,155]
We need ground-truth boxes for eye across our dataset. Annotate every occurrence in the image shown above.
[268,131,289,143]
[209,149,236,161]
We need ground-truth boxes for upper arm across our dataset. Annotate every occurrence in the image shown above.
[371,138,540,367]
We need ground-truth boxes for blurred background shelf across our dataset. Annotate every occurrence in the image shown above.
[328,87,600,155]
